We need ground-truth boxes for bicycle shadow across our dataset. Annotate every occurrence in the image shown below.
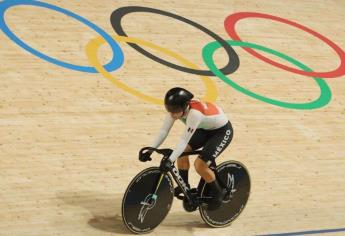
[57,191,209,234]
[56,191,130,234]
[163,210,209,229]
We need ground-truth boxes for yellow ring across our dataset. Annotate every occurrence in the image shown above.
[85,35,218,105]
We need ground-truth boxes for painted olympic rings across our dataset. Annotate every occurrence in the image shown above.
[0,1,342,109]
[225,12,345,78]
[203,40,332,109]
[0,0,124,73]
[110,6,239,76]
[86,35,218,104]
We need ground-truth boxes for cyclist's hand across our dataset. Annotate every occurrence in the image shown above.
[159,158,173,172]
[139,150,153,162]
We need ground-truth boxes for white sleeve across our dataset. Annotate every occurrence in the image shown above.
[168,110,203,162]
[151,114,175,148]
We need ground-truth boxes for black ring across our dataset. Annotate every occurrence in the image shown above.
[110,6,240,76]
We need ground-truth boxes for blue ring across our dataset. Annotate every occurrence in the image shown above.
[0,0,124,73]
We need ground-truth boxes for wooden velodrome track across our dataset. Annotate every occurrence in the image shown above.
[0,0,344,235]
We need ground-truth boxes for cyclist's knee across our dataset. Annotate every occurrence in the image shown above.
[177,156,190,169]
[178,156,189,164]
[194,156,207,173]
[177,145,192,168]
[185,144,192,152]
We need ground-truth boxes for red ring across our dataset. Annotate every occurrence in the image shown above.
[224,12,345,78]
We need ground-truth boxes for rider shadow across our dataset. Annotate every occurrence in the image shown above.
[57,191,210,233]
[56,191,131,234]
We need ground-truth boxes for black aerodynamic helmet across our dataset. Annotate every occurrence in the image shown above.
[164,87,194,113]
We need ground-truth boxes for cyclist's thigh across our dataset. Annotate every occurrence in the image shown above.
[200,123,233,165]
[188,128,209,151]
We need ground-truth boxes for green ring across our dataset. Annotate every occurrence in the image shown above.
[202,40,332,109]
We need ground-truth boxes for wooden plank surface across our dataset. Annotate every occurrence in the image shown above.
[0,0,344,235]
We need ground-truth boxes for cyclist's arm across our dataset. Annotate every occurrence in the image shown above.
[151,114,175,148]
[168,110,202,162]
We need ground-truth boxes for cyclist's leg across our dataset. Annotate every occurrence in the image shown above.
[195,122,233,178]
[175,129,208,196]
[180,128,209,178]
[176,144,192,191]
[194,157,215,182]
[177,144,192,171]
[194,122,233,209]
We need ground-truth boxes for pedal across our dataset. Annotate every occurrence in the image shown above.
[175,193,185,200]
[190,188,199,196]
[174,187,199,200]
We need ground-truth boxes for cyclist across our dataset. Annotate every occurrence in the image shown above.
[139,87,233,210]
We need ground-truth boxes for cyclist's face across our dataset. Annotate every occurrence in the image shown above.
[170,111,184,119]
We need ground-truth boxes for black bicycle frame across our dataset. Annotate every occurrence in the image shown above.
[140,147,213,204]
[168,164,194,201]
